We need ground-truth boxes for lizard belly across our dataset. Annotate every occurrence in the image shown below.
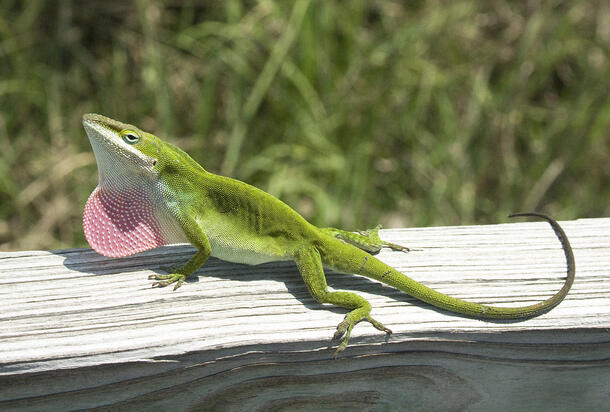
[208,236,288,265]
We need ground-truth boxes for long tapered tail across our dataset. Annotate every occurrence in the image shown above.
[322,213,575,319]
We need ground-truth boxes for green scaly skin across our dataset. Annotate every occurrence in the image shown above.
[82,114,576,356]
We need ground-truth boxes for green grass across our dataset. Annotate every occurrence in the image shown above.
[0,0,608,251]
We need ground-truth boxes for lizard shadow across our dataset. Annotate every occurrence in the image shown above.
[57,245,527,324]
[55,245,199,278]
[54,245,408,317]
[195,259,526,324]
[239,263,542,325]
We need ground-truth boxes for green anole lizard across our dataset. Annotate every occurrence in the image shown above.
[82,113,575,355]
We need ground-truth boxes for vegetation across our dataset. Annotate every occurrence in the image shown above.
[1,0,608,251]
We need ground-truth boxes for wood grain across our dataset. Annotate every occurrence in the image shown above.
[1,217,609,411]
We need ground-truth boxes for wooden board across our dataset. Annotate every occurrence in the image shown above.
[1,217,609,410]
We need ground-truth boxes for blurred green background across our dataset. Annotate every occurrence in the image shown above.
[1,0,608,252]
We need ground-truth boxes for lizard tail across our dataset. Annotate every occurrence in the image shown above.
[321,213,575,319]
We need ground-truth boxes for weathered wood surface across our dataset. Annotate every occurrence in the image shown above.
[1,217,609,411]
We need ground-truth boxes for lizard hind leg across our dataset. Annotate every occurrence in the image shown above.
[321,225,409,253]
[294,247,392,356]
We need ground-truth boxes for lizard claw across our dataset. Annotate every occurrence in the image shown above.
[332,313,392,357]
[148,273,186,290]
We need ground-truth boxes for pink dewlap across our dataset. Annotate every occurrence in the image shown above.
[83,186,166,257]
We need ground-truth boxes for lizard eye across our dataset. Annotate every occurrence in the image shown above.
[121,130,139,144]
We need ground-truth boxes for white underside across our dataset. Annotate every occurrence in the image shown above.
[208,236,288,265]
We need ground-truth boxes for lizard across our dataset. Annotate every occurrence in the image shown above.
[81,113,575,355]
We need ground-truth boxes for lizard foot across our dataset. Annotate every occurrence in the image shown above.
[148,273,186,290]
[332,311,392,357]
[357,225,410,253]
[322,225,410,254]
[381,241,410,253]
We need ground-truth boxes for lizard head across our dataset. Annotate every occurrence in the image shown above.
[82,113,185,257]
[82,113,162,188]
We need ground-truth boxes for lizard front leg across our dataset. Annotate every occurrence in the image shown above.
[149,224,212,290]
